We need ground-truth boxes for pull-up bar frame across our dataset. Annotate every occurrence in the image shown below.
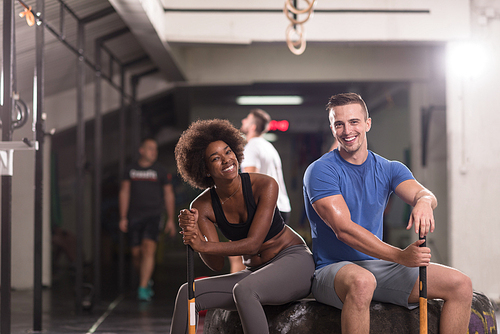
[1,1,158,333]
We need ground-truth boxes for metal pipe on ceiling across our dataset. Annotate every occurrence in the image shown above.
[17,0,134,102]
[162,7,430,14]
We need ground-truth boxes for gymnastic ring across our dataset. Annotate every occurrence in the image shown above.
[12,98,30,130]
[285,0,316,15]
[283,2,313,25]
[286,23,306,55]
[0,98,30,130]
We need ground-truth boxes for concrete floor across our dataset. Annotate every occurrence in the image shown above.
[6,248,214,334]
[4,247,500,334]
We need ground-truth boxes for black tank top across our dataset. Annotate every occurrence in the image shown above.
[210,173,285,242]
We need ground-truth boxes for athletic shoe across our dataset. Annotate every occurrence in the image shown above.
[138,286,151,301]
[147,280,154,297]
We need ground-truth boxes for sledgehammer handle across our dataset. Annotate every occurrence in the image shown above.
[187,245,196,334]
[419,233,427,334]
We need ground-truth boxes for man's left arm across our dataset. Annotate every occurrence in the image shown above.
[163,183,176,237]
[241,142,260,173]
[242,166,258,173]
[394,179,437,237]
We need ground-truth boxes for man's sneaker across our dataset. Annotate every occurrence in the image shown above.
[138,286,151,301]
[147,280,154,297]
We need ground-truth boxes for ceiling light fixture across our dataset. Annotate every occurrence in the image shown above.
[236,95,303,106]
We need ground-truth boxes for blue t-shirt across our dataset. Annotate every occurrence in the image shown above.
[303,149,414,269]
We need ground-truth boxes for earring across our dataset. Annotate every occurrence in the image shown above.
[207,173,211,177]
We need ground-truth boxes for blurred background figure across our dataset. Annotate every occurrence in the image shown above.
[240,109,291,222]
[119,138,176,301]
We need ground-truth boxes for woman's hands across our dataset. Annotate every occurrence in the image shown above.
[178,208,205,252]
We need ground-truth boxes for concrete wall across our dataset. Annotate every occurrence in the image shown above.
[8,122,52,288]
[446,10,500,300]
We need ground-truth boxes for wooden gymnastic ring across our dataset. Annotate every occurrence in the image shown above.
[283,1,313,25]
[285,0,316,15]
[286,23,306,55]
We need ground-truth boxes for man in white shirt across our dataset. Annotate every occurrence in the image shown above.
[240,109,291,222]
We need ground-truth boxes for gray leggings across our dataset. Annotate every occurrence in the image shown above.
[169,244,314,334]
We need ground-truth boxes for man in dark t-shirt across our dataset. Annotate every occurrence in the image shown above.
[119,138,176,301]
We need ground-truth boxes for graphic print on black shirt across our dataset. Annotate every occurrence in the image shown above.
[124,161,171,222]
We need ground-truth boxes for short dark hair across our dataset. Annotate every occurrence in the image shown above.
[326,93,369,123]
[174,119,246,189]
[249,109,271,135]
[140,137,157,147]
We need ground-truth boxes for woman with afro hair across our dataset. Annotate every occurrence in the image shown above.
[170,119,314,334]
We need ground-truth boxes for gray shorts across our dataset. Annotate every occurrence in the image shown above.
[312,259,419,310]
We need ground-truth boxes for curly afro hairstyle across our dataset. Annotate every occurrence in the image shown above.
[175,119,246,189]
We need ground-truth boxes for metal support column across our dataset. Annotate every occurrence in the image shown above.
[118,66,126,293]
[1,1,15,333]
[75,21,86,315]
[93,27,129,303]
[128,76,140,287]
[117,57,150,292]
[93,39,102,305]
[123,68,159,288]
[33,0,45,330]
[130,76,140,157]
[129,68,159,154]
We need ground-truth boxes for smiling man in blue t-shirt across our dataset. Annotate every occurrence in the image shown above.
[303,92,472,334]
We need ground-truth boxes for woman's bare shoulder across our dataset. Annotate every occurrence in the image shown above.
[248,172,277,186]
[246,172,276,185]
[246,173,278,196]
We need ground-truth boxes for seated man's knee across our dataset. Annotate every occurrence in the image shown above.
[346,272,376,306]
[437,270,473,304]
[454,273,473,301]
